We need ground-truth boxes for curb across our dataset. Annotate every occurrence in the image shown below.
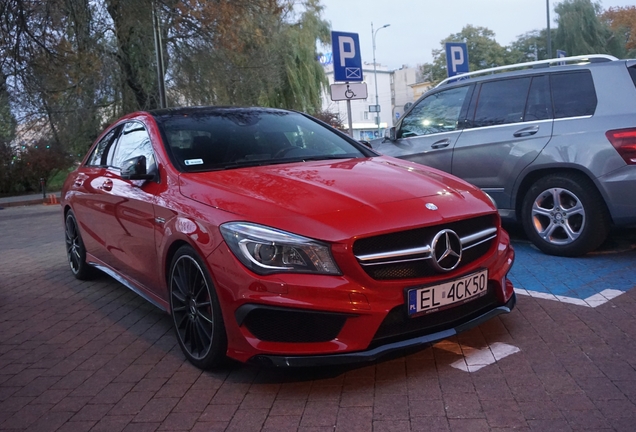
[0,194,61,209]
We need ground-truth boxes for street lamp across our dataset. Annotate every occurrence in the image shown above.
[372,22,390,137]
[546,0,552,58]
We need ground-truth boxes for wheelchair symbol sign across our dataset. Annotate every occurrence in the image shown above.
[330,83,368,101]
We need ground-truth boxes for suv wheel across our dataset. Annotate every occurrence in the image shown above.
[521,173,610,257]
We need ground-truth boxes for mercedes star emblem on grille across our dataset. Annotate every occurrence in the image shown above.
[430,229,462,272]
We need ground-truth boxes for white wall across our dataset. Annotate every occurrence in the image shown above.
[392,67,418,123]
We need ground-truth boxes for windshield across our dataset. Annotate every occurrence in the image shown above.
[155,109,367,172]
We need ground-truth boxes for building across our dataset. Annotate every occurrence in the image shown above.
[410,81,433,100]
[391,66,417,124]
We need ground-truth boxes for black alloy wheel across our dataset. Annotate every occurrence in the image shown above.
[169,245,227,369]
[65,210,95,280]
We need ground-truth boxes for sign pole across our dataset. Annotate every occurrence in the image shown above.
[346,99,353,137]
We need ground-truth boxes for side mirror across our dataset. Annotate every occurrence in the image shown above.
[384,127,397,142]
[120,155,156,181]
[359,140,372,148]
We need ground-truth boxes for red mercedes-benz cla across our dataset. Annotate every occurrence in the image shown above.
[61,107,515,369]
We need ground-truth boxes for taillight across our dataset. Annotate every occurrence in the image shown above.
[606,128,636,165]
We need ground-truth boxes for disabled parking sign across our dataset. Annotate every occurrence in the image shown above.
[331,31,363,82]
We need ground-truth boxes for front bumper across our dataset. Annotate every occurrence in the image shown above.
[207,227,515,365]
[249,293,516,367]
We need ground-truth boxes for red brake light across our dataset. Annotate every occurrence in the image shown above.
[606,128,636,165]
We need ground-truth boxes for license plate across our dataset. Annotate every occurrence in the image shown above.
[407,269,488,317]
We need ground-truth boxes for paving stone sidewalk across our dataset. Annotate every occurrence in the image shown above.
[1,205,635,431]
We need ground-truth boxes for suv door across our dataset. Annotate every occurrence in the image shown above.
[375,85,472,172]
[451,75,554,209]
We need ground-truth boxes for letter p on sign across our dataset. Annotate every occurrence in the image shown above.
[445,42,469,78]
[450,46,464,73]
[338,36,355,67]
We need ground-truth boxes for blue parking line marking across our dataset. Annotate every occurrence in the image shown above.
[509,241,636,301]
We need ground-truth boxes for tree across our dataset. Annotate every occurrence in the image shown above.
[418,25,512,84]
[0,72,17,194]
[1,0,117,157]
[105,0,160,112]
[168,0,330,113]
[602,6,636,57]
[265,0,330,114]
[168,1,290,107]
[11,139,70,193]
[0,0,332,196]
[554,0,625,58]
[508,29,557,63]
[312,109,345,131]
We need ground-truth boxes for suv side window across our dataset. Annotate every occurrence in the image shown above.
[524,75,552,121]
[550,71,597,118]
[86,127,120,167]
[111,121,157,173]
[629,66,636,87]
[472,77,531,127]
[399,86,470,138]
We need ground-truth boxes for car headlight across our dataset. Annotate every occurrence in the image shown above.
[220,222,341,275]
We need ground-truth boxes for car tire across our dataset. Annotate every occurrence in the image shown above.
[521,173,610,257]
[169,245,227,369]
[65,210,96,280]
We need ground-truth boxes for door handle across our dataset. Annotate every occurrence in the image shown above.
[73,174,88,187]
[513,125,540,137]
[431,139,451,149]
[102,179,113,191]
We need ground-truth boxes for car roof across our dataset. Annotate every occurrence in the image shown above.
[149,106,292,119]
[436,55,630,89]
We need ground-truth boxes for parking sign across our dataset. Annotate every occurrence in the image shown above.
[445,42,469,78]
[331,31,363,82]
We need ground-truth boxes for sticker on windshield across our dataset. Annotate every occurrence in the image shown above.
[184,159,204,166]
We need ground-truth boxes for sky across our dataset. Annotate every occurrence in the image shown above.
[318,0,634,70]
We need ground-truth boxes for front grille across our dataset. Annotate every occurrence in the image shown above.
[241,306,349,343]
[353,215,497,280]
[370,283,499,348]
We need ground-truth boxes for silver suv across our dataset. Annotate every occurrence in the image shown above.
[375,55,636,256]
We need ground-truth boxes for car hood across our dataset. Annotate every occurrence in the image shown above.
[179,156,495,241]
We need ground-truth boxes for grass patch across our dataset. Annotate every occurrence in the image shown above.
[47,167,74,192]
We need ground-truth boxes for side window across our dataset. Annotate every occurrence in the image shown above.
[524,75,552,121]
[551,71,597,118]
[472,77,531,127]
[86,127,119,166]
[112,122,156,173]
[629,66,636,88]
[399,86,470,137]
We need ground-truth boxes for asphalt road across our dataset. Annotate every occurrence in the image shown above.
[1,204,635,431]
